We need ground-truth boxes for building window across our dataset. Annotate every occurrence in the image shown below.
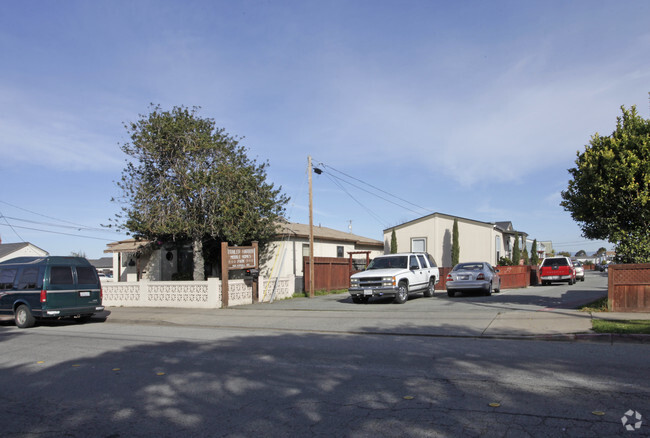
[337,246,344,258]
[411,238,426,252]
[302,244,310,259]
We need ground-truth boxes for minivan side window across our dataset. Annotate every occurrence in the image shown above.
[77,266,98,284]
[50,266,73,285]
[0,268,17,290]
[18,267,41,290]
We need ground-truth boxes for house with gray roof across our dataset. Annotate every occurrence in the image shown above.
[0,242,49,263]
[104,221,384,284]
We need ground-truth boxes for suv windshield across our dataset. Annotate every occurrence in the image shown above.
[367,256,408,270]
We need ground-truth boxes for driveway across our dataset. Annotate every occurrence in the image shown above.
[100,271,610,338]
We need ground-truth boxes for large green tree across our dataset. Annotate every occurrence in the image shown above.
[390,229,398,254]
[113,105,289,280]
[561,106,650,263]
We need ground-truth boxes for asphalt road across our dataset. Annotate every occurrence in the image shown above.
[1,271,649,437]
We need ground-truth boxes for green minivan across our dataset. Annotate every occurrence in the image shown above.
[0,256,104,328]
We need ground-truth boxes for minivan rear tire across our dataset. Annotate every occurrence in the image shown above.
[15,304,36,329]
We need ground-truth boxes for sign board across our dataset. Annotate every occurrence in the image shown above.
[226,246,257,270]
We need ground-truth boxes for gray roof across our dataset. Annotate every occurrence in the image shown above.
[0,242,29,259]
[0,242,48,259]
[88,257,113,269]
[276,222,383,247]
[494,221,513,231]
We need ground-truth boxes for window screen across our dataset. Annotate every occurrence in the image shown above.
[411,238,426,252]
[0,268,17,290]
[18,267,40,290]
[50,266,73,285]
[77,266,97,284]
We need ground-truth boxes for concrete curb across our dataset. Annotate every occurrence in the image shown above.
[95,312,650,344]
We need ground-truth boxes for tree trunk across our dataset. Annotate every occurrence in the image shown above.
[192,238,205,281]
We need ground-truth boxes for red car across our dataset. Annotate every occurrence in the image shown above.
[540,257,576,285]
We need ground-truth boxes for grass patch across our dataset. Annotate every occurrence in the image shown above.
[592,319,650,334]
[579,297,608,312]
[293,289,348,298]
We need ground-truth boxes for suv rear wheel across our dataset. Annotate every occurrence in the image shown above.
[423,278,436,297]
[15,304,35,329]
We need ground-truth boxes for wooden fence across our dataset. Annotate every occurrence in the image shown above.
[305,258,533,292]
[608,263,650,312]
[303,257,364,291]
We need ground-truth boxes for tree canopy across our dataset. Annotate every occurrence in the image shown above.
[561,106,650,263]
[113,105,289,279]
[575,250,587,257]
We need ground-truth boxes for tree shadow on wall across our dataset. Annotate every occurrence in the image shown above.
[441,229,452,267]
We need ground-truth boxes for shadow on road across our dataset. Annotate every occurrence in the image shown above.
[0,323,639,437]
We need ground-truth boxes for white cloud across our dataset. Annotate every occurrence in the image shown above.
[0,87,127,172]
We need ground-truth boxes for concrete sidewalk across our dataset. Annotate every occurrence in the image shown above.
[96,301,650,343]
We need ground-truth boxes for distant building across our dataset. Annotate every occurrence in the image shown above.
[525,238,546,262]
[0,242,49,263]
[386,213,528,267]
[88,257,114,277]
[104,222,384,284]
[539,241,554,257]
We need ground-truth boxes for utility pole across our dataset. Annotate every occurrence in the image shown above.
[308,156,315,298]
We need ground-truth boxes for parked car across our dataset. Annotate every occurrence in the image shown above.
[446,262,500,297]
[572,261,585,281]
[98,273,114,282]
[348,253,439,304]
[539,257,576,285]
[0,256,104,328]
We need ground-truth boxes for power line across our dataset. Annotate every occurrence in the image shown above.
[315,161,432,216]
[0,215,114,233]
[0,210,26,242]
[324,171,427,217]
[312,160,433,223]
[0,223,116,241]
[0,199,106,231]
[321,172,389,228]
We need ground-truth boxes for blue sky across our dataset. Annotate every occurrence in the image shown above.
[1,0,648,259]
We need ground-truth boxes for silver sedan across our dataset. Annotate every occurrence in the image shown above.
[446,262,501,297]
